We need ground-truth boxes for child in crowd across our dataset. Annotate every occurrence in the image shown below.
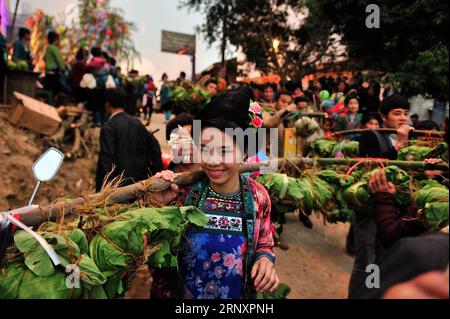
[362,112,382,129]
[335,94,362,140]
[323,118,334,137]
[259,83,276,104]
[294,96,314,113]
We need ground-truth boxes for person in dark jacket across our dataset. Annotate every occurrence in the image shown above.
[359,94,413,159]
[348,94,414,297]
[96,88,163,191]
[368,169,427,248]
[69,48,88,104]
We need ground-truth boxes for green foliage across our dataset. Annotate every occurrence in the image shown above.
[257,173,304,202]
[424,143,449,162]
[389,43,449,97]
[0,206,208,299]
[306,0,448,98]
[7,60,29,71]
[258,172,335,215]
[310,140,359,158]
[181,0,339,80]
[415,179,449,231]
[89,206,207,298]
[77,0,140,65]
[256,283,291,299]
[171,84,211,112]
[259,164,448,227]
[0,226,104,299]
[397,145,432,161]
[421,202,449,231]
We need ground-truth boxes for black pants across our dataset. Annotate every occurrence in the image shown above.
[87,88,107,124]
[348,209,385,298]
[45,72,62,105]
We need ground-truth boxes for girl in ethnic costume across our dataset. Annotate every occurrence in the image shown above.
[151,87,279,299]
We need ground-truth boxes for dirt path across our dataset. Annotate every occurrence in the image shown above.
[275,213,353,299]
[0,112,98,210]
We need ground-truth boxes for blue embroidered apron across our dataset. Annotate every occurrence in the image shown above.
[180,175,256,299]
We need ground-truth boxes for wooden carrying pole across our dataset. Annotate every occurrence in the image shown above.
[333,128,446,138]
[13,157,449,228]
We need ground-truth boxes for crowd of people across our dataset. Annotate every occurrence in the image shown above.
[250,76,447,137]
[95,74,448,299]
[1,22,448,300]
[0,26,166,128]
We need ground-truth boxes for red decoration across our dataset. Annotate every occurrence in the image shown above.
[25,18,33,28]
[161,152,172,170]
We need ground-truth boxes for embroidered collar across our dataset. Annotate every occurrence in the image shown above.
[207,185,241,200]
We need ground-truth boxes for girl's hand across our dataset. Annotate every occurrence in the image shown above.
[150,170,179,205]
[251,256,280,293]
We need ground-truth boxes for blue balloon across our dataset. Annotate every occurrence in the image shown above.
[321,100,334,110]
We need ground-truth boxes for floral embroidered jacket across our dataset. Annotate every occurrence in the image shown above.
[150,175,275,299]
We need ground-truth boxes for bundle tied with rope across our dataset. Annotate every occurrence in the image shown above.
[415,180,449,232]
[310,140,448,162]
[0,173,209,299]
[310,139,359,158]
[257,159,335,219]
[257,155,448,228]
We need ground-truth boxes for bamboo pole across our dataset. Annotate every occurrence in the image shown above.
[13,157,448,227]
[288,112,328,120]
[333,128,446,138]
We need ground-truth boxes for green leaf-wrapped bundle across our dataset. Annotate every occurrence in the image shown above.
[1,206,207,299]
[171,86,187,102]
[89,206,208,298]
[257,174,304,202]
[310,140,359,158]
[314,170,357,187]
[258,173,333,213]
[397,146,432,161]
[171,85,211,112]
[297,175,334,212]
[0,225,105,299]
[416,181,449,231]
[0,261,82,299]
[363,166,413,207]
[422,142,449,162]
[342,180,370,210]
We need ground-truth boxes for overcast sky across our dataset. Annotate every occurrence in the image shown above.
[13,0,228,82]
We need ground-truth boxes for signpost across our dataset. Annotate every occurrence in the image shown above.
[161,30,196,82]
